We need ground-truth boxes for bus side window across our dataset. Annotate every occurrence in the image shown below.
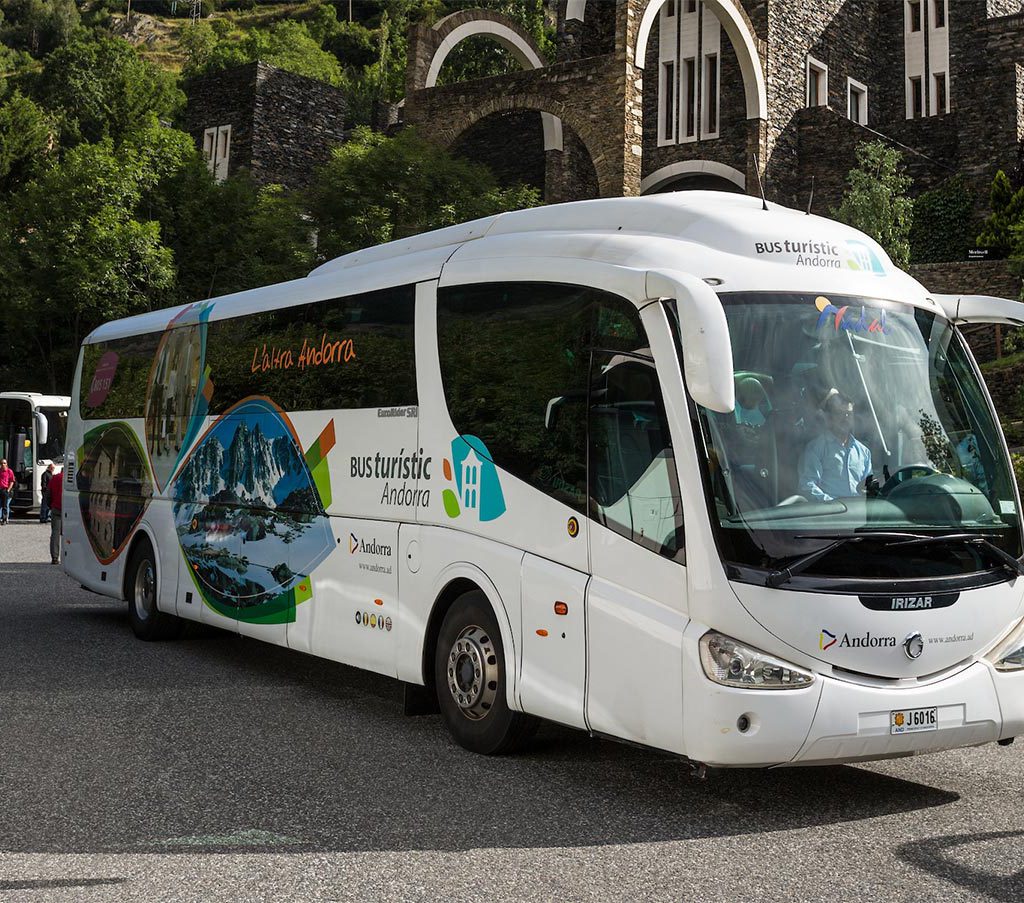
[438,282,593,513]
[588,348,684,563]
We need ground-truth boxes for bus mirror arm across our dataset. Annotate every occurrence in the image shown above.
[933,293,1024,327]
[646,270,735,414]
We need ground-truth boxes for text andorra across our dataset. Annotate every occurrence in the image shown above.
[250,334,356,373]
[352,450,434,508]
[837,631,897,648]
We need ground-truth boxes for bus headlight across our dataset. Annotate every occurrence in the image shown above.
[699,631,815,690]
[986,619,1024,672]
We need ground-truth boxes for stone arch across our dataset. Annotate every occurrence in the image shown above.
[435,93,613,198]
[641,160,747,193]
[634,0,767,122]
[418,10,563,151]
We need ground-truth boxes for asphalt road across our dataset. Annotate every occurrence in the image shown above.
[1,519,1023,902]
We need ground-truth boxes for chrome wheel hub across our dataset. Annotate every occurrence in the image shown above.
[446,625,498,720]
[134,561,154,621]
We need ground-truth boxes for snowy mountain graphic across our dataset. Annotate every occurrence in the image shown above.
[171,398,335,622]
[175,409,317,514]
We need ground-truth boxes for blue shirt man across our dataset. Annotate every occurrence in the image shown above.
[799,392,873,502]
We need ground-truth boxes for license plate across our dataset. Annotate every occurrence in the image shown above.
[890,707,938,735]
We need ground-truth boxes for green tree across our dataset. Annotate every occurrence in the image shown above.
[976,169,1024,258]
[0,0,79,56]
[832,140,914,267]
[34,34,184,148]
[0,91,52,190]
[0,133,177,391]
[183,20,344,85]
[308,126,541,261]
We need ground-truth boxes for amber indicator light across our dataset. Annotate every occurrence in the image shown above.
[554,601,569,616]
[536,629,549,637]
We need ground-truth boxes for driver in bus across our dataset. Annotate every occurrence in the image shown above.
[798,389,873,502]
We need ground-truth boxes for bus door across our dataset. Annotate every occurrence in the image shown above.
[584,312,689,754]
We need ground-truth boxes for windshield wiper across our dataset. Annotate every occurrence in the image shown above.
[889,533,1024,577]
[765,531,1024,588]
[765,536,867,587]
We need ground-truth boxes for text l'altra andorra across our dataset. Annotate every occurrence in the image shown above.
[250,334,356,373]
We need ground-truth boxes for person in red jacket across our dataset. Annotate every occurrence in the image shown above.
[0,458,14,525]
[48,467,62,563]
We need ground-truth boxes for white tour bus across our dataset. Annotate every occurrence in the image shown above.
[62,193,1024,767]
[0,391,69,513]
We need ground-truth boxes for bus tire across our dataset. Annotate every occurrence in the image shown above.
[126,539,181,641]
[434,589,537,755]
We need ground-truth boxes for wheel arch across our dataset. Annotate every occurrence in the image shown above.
[121,524,160,603]
[420,564,519,705]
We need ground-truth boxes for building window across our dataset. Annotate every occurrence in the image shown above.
[684,0,696,12]
[806,56,828,108]
[203,124,231,182]
[933,72,947,113]
[660,61,676,143]
[847,78,868,125]
[933,0,945,28]
[909,76,923,118]
[908,0,922,32]
[683,57,697,139]
[703,53,719,136]
[665,0,675,16]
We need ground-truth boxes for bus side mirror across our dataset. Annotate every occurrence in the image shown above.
[34,411,48,447]
[646,269,735,413]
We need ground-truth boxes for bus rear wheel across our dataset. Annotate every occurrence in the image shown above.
[126,539,181,641]
[434,590,537,754]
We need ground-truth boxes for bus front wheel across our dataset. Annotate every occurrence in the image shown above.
[126,539,181,641]
[434,590,537,754]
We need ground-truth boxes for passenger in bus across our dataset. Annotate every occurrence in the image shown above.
[798,389,873,502]
[734,377,770,428]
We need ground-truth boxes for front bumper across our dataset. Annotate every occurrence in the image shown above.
[682,627,1016,767]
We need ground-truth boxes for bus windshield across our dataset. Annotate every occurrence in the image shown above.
[686,292,1022,585]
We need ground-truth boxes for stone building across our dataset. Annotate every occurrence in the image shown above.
[184,60,347,190]
[402,0,1024,217]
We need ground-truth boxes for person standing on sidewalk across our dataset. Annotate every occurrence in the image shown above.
[48,467,63,563]
[39,463,55,523]
[0,458,14,525]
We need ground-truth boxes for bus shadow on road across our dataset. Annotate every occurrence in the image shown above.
[9,580,964,856]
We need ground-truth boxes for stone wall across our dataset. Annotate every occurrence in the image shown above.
[184,63,258,180]
[640,7,751,185]
[795,106,957,216]
[450,110,547,192]
[185,61,346,190]
[250,63,347,190]
[403,53,635,197]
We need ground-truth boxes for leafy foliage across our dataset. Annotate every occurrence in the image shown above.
[183,18,344,85]
[832,140,914,267]
[0,91,52,189]
[909,175,974,264]
[976,169,1024,259]
[0,0,79,56]
[308,126,541,260]
[34,34,184,147]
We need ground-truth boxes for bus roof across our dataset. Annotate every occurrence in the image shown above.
[0,392,70,408]
[85,192,937,344]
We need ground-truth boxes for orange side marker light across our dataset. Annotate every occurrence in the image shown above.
[536,629,548,637]
[374,598,384,606]
[554,601,568,616]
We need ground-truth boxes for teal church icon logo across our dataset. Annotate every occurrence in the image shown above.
[845,239,886,275]
[442,435,506,521]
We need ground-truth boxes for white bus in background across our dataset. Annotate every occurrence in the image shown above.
[0,391,69,514]
[62,193,1024,767]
